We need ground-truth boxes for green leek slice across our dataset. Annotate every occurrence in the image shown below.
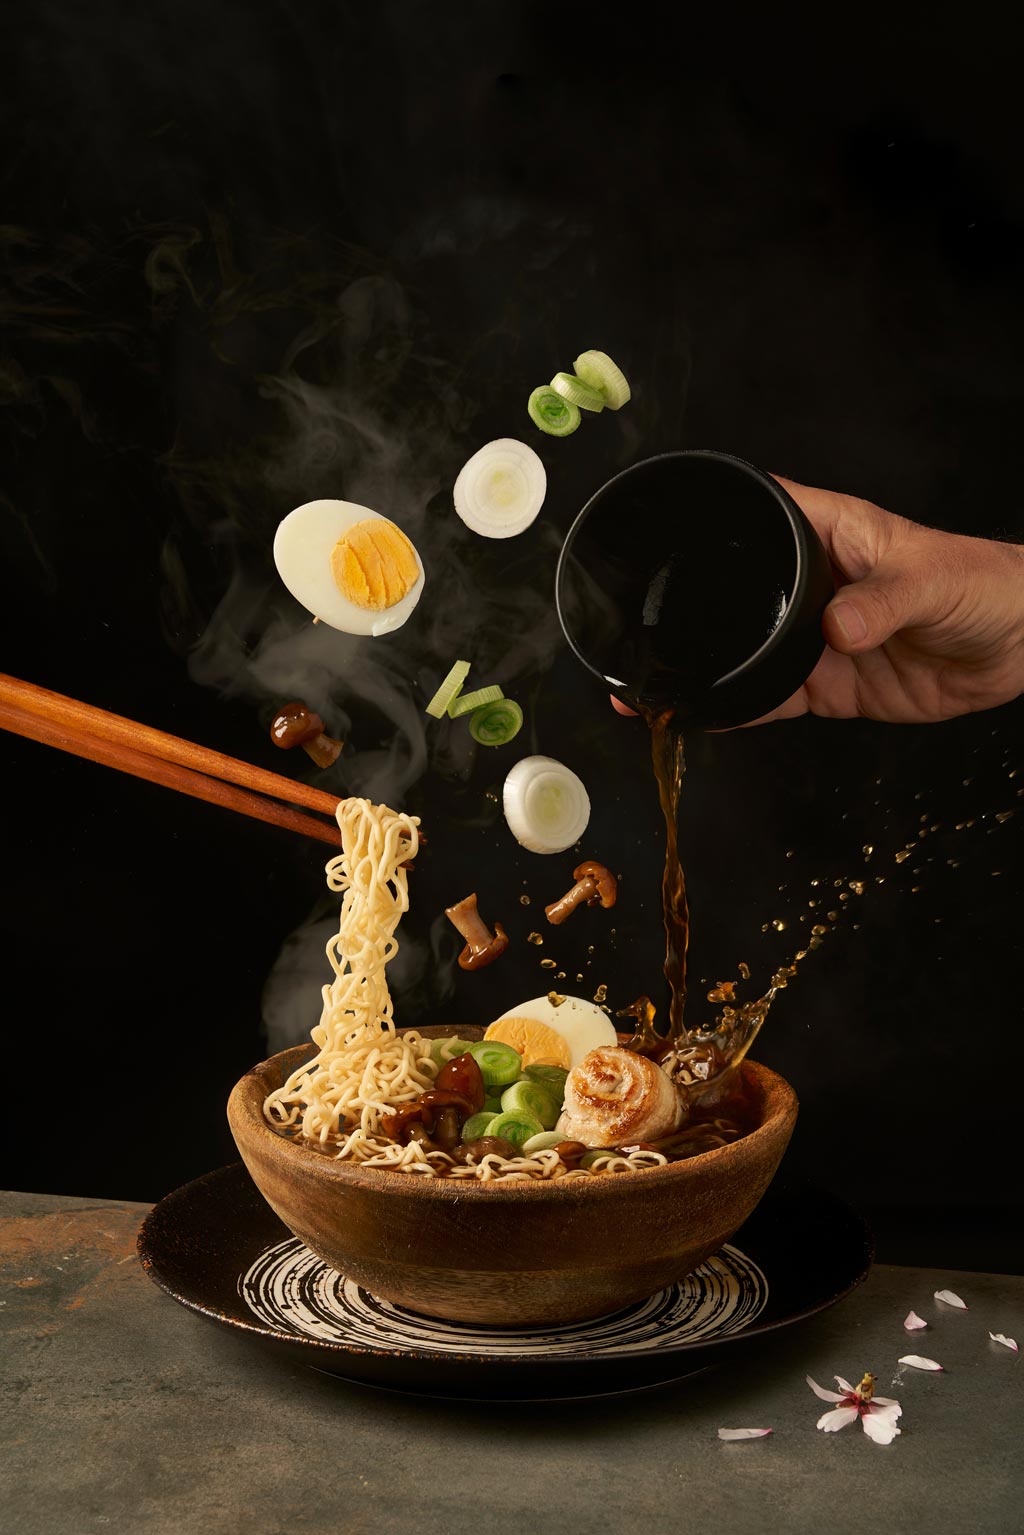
[550,371,605,412]
[527,385,581,437]
[520,1130,565,1155]
[573,350,631,410]
[469,698,523,746]
[484,1110,545,1148]
[425,660,471,719]
[461,1111,499,1143]
[448,684,504,718]
[464,1040,523,1090]
[500,1079,561,1129]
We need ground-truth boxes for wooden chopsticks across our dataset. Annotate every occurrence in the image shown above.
[0,673,342,847]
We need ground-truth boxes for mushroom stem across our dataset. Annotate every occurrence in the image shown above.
[445,892,510,971]
[545,861,618,925]
[301,732,343,769]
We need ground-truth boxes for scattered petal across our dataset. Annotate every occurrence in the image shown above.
[806,1375,844,1403]
[862,1405,903,1446]
[898,1355,944,1371]
[718,1427,773,1440]
[903,1311,928,1330]
[933,1289,968,1309]
[989,1333,1018,1352]
[817,1406,860,1434]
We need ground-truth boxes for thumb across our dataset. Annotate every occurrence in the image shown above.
[823,559,951,655]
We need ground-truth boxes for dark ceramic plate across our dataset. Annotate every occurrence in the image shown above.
[137,1162,872,1400]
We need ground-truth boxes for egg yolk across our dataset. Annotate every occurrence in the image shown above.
[330,518,419,611]
[483,1015,571,1070]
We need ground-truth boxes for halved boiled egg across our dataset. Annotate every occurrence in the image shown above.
[485,993,618,1071]
[273,499,425,636]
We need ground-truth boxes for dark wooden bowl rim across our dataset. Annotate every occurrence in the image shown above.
[229,1035,799,1205]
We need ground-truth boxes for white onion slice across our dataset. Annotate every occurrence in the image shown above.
[502,755,590,854]
[453,438,547,539]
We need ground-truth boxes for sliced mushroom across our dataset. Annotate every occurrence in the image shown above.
[544,860,618,925]
[445,892,510,970]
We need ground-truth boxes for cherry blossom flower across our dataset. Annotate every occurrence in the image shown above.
[807,1372,903,1445]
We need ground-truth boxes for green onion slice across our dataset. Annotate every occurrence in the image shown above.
[524,1063,569,1096]
[483,1110,545,1148]
[448,684,504,719]
[469,698,523,747]
[520,1130,565,1155]
[430,1036,476,1068]
[500,1079,561,1129]
[572,350,631,410]
[550,371,605,413]
[464,1040,523,1090]
[527,385,581,438]
[425,660,471,719]
[461,1111,499,1144]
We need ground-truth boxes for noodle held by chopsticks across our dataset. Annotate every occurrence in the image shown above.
[264,798,434,1150]
[264,796,671,1181]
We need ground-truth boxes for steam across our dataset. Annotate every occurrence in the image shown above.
[1,212,622,1052]
[141,227,571,1047]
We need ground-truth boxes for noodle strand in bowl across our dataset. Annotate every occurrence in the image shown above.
[263,797,670,1182]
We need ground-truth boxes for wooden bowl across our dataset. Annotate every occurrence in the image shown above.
[227,1035,798,1327]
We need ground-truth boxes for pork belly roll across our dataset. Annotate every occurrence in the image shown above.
[559,1046,684,1148]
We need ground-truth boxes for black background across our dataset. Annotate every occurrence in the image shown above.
[4,3,1022,1272]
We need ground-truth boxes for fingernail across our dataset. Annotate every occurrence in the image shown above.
[830,600,868,645]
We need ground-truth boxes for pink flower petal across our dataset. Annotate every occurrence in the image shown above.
[817,1406,860,1434]
[862,1406,903,1446]
[718,1428,773,1440]
[834,1375,856,1394]
[806,1375,845,1403]
[903,1311,928,1330]
[898,1355,944,1371]
[933,1289,968,1309]
[872,1395,900,1407]
[989,1333,1018,1352]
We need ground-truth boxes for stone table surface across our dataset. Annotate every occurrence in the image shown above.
[1,1188,1020,1535]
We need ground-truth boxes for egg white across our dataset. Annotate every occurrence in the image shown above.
[273,498,425,637]
[493,994,618,1070]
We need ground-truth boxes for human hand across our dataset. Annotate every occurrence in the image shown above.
[760,478,1024,723]
[611,478,1024,725]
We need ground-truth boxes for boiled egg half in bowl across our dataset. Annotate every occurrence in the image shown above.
[274,499,424,636]
[485,993,619,1070]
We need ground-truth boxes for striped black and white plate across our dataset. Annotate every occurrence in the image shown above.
[138,1162,872,1400]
